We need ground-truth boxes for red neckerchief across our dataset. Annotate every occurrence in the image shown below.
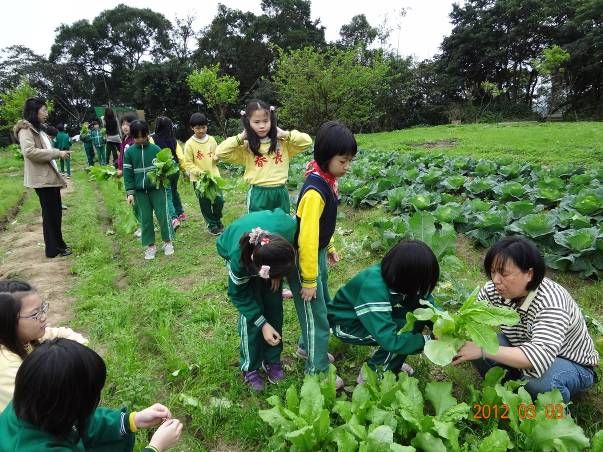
[304,160,338,196]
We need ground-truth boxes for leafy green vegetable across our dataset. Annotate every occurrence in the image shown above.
[400,290,519,366]
[87,164,123,191]
[508,213,556,238]
[433,203,463,224]
[498,181,527,200]
[146,148,179,189]
[571,188,603,215]
[554,227,599,253]
[193,173,226,203]
[441,175,466,192]
[506,200,542,219]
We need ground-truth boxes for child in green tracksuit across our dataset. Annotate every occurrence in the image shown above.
[328,240,440,383]
[288,121,357,388]
[54,123,72,177]
[0,338,182,451]
[90,120,107,165]
[80,122,95,166]
[123,120,174,260]
[216,209,301,391]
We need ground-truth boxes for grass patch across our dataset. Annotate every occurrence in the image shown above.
[357,122,603,166]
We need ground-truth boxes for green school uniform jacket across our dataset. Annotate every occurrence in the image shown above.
[0,401,153,451]
[217,209,296,327]
[54,132,71,151]
[89,128,105,148]
[123,142,162,196]
[328,264,435,355]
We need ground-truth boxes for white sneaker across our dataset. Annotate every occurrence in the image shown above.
[144,246,157,260]
[163,242,174,256]
[295,347,335,364]
[134,228,142,238]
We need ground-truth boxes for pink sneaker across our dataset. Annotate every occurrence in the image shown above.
[171,218,180,230]
[178,213,186,221]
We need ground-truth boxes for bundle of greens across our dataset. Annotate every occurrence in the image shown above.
[194,173,226,202]
[87,165,123,191]
[147,148,179,189]
[400,289,520,366]
[79,123,91,142]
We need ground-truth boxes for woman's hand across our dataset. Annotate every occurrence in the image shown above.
[149,419,183,452]
[301,287,317,302]
[135,403,171,428]
[451,341,482,365]
[58,151,71,160]
[261,323,281,346]
[127,194,134,205]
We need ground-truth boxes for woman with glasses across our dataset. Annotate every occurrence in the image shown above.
[0,280,87,410]
[452,236,599,403]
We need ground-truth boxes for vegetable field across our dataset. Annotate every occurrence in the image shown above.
[0,122,601,451]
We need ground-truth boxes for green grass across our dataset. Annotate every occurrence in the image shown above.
[356,122,603,166]
[1,123,601,450]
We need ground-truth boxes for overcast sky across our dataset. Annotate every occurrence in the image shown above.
[1,0,456,61]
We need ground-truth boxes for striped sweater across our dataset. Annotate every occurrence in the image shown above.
[478,277,599,378]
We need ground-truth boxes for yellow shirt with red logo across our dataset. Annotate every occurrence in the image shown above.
[182,135,220,181]
[215,130,312,186]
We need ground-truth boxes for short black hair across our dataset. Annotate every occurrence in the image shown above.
[483,236,545,291]
[90,120,99,126]
[57,123,65,132]
[13,338,106,438]
[120,112,138,125]
[190,113,208,127]
[22,97,46,130]
[45,125,58,137]
[129,120,149,139]
[381,240,439,304]
[313,121,357,172]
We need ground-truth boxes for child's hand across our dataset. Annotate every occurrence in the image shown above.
[149,418,183,451]
[135,403,172,428]
[301,287,317,302]
[327,251,339,266]
[127,194,134,205]
[116,169,123,177]
[261,323,281,346]
[276,127,288,139]
[239,130,247,141]
[269,277,281,292]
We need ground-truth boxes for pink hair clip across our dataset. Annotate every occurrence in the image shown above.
[260,237,270,246]
[248,227,266,245]
[258,265,271,279]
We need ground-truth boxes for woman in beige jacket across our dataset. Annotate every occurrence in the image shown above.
[14,98,71,258]
[0,280,88,411]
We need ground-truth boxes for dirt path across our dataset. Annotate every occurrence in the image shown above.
[0,182,75,327]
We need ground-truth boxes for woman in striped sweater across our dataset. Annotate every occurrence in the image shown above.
[452,236,599,403]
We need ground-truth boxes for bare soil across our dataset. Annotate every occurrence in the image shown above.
[0,183,75,327]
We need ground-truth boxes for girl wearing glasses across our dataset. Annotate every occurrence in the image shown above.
[0,280,88,411]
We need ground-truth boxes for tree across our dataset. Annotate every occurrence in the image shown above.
[187,65,240,136]
[0,80,37,139]
[273,47,389,133]
[338,14,379,49]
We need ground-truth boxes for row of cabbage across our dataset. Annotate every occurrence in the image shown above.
[290,151,603,278]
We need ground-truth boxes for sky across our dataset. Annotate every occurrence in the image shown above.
[0,0,456,61]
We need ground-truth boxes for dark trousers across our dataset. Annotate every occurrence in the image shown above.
[106,142,119,166]
[34,187,67,257]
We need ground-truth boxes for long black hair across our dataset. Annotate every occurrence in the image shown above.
[239,230,295,279]
[0,280,37,359]
[103,107,119,135]
[381,240,440,307]
[13,338,107,438]
[22,97,47,131]
[153,116,178,161]
[241,99,278,156]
